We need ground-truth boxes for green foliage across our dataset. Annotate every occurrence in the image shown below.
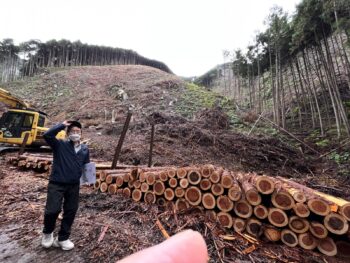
[329,151,350,164]
[315,139,330,147]
[175,83,240,125]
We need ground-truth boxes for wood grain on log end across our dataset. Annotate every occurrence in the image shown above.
[167,168,177,178]
[289,216,310,234]
[199,179,212,191]
[146,172,156,185]
[211,183,224,196]
[254,205,268,220]
[159,171,168,182]
[264,226,281,242]
[281,229,298,247]
[221,171,233,189]
[94,179,101,190]
[256,176,275,195]
[164,188,175,201]
[217,212,233,228]
[324,212,349,235]
[272,191,295,210]
[234,200,253,219]
[246,189,262,206]
[268,208,288,228]
[132,189,142,202]
[293,203,310,218]
[179,178,189,189]
[202,193,216,210]
[246,218,262,237]
[233,218,246,233]
[317,237,337,257]
[175,198,189,211]
[209,168,222,184]
[144,191,156,204]
[175,187,185,198]
[141,182,149,192]
[133,180,141,189]
[228,184,242,201]
[100,182,108,193]
[339,203,350,221]
[122,187,131,198]
[293,192,307,203]
[176,168,187,179]
[298,232,317,250]
[188,170,201,185]
[153,181,165,195]
[217,195,234,212]
[309,221,328,239]
[107,184,117,194]
[307,198,330,216]
[201,164,214,178]
[169,177,178,188]
[185,186,202,206]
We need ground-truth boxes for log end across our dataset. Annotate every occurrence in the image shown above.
[324,212,349,235]
[217,212,233,228]
[293,203,310,218]
[268,208,288,228]
[281,229,298,248]
[310,221,328,239]
[264,227,281,242]
[185,186,202,206]
[298,232,317,250]
[272,191,295,210]
[339,203,350,221]
[202,193,216,210]
[289,216,310,234]
[256,176,275,195]
[308,198,330,216]
[317,237,337,257]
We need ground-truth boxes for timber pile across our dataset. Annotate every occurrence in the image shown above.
[96,165,350,258]
[6,154,52,174]
[5,154,126,175]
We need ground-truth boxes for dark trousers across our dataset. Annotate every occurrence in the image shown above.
[43,182,80,241]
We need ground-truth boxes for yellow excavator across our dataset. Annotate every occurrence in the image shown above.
[0,87,65,153]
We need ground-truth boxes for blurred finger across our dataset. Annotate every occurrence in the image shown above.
[117,229,208,263]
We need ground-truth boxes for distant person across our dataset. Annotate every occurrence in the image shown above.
[41,120,90,250]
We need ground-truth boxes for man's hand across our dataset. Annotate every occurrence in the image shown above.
[62,120,71,127]
[117,230,208,263]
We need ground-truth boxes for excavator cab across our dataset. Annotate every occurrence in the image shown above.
[0,88,65,148]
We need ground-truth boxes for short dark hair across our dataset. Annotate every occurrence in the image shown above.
[67,121,82,133]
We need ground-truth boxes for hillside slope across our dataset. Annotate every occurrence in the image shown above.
[2,65,314,175]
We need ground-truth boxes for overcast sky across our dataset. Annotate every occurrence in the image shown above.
[1,0,301,77]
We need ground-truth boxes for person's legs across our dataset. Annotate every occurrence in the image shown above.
[58,183,80,241]
[43,182,65,234]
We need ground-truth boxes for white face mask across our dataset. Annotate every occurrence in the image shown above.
[69,134,81,142]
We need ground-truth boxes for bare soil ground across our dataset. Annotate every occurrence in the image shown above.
[0,161,348,263]
[1,65,349,262]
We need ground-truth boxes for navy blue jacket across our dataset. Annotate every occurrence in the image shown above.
[43,123,90,184]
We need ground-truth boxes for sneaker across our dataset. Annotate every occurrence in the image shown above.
[41,233,54,248]
[53,237,74,250]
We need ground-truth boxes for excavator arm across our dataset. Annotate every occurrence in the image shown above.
[0,88,30,109]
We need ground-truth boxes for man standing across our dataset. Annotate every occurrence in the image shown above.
[41,120,90,250]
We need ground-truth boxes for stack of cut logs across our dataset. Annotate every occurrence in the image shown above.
[95,165,350,258]
[6,154,114,175]
[6,154,52,174]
